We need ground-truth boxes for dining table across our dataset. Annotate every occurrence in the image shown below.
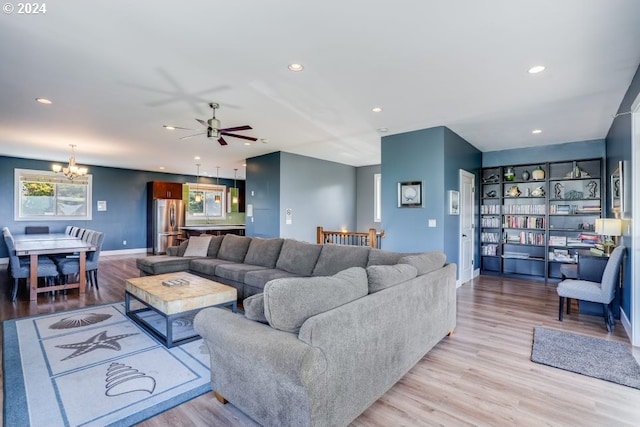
[13,233,96,301]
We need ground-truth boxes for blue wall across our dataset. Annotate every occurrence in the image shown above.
[279,152,356,243]
[605,63,640,319]
[0,155,240,257]
[381,126,482,270]
[245,152,281,238]
[483,139,606,167]
[443,127,483,270]
[356,164,381,231]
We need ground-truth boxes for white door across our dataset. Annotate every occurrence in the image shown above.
[459,169,475,286]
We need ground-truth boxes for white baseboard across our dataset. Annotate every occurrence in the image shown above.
[457,268,480,287]
[620,308,634,346]
[102,248,148,256]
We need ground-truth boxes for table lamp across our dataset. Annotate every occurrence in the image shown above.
[595,218,622,254]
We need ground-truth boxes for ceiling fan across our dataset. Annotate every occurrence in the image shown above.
[179,102,257,146]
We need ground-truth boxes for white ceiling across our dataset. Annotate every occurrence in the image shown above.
[1,0,639,180]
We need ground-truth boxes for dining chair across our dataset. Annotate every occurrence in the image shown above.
[55,231,105,289]
[2,229,58,301]
[556,245,625,332]
[25,226,49,234]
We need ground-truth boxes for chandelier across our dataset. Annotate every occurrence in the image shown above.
[52,144,88,180]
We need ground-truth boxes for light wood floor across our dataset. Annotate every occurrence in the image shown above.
[1,255,639,427]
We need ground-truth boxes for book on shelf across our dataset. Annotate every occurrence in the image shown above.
[590,247,605,256]
[548,236,567,247]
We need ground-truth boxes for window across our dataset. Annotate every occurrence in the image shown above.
[374,173,381,222]
[14,169,92,221]
[186,183,226,221]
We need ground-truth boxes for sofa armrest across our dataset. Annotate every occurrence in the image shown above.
[193,308,326,427]
[166,246,179,256]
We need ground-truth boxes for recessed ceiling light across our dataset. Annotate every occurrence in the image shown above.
[288,63,304,72]
[372,107,383,113]
[244,142,251,146]
[377,127,389,133]
[35,98,52,104]
[528,65,546,74]
[163,125,175,130]
[242,163,247,167]
[159,166,165,170]
[260,138,269,144]
[532,129,542,134]
[194,156,200,160]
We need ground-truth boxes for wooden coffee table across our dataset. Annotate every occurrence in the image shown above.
[125,272,237,347]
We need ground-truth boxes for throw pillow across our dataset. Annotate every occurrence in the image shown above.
[263,267,368,334]
[398,252,446,276]
[243,293,268,324]
[183,235,212,257]
[217,234,252,262]
[366,264,418,293]
[176,240,189,256]
[275,239,322,276]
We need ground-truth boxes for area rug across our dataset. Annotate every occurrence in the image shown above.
[3,302,212,427]
[531,327,640,390]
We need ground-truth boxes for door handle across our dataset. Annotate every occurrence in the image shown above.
[462,234,468,237]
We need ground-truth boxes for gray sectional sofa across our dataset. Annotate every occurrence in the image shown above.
[137,234,456,427]
[137,234,378,300]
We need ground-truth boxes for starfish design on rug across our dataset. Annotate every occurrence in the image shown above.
[56,330,139,361]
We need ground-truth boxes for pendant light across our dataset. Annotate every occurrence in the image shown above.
[194,164,202,203]
[214,166,221,203]
[232,169,239,204]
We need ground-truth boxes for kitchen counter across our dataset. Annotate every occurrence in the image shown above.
[181,225,245,237]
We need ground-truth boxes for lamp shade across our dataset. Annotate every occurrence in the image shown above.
[595,218,622,236]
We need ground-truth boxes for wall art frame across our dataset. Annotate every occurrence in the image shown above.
[448,190,460,215]
[398,181,423,207]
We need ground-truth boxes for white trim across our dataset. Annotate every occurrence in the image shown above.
[458,169,475,286]
[102,248,148,256]
[630,93,640,346]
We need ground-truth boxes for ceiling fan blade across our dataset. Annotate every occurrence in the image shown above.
[171,126,197,130]
[220,125,252,132]
[220,132,258,141]
[218,136,228,146]
[179,132,206,140]
[195,118,208,128]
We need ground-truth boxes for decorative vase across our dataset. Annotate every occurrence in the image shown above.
[504,167,515,181]
[532,166,545,180]
[522,170,530,181]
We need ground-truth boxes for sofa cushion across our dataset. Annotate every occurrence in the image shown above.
[243,269,305,291]
[275,239,322,276]
[243,293,268,324]
[172,240,189,256]
[216,263,270,283]
[367,248,405,266]
[263,267,368,334]
[136,256,192,275]
[217,234,252,263]
[189,258,234,276]
[244,238,284,268]
[183,235,212,257]
[366,264,418,293]
[398,252,446,276]
[312,244,370,276]
[207,235,225,258]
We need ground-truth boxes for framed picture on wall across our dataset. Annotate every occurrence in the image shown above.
[611,160,624,215]
[398,181,422,207]
[449,190,460,215]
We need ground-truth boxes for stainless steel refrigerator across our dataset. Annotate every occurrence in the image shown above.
[153,199,185,254]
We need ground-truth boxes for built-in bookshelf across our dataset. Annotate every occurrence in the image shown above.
[480,158,603,281]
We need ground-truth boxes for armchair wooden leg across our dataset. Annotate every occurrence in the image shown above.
[558,296,564,321]
[214,391,228,404]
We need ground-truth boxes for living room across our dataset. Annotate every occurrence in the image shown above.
[2,1,640,425]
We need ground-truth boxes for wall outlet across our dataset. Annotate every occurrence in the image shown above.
[122,240,127,245]
[428,219,436,228]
